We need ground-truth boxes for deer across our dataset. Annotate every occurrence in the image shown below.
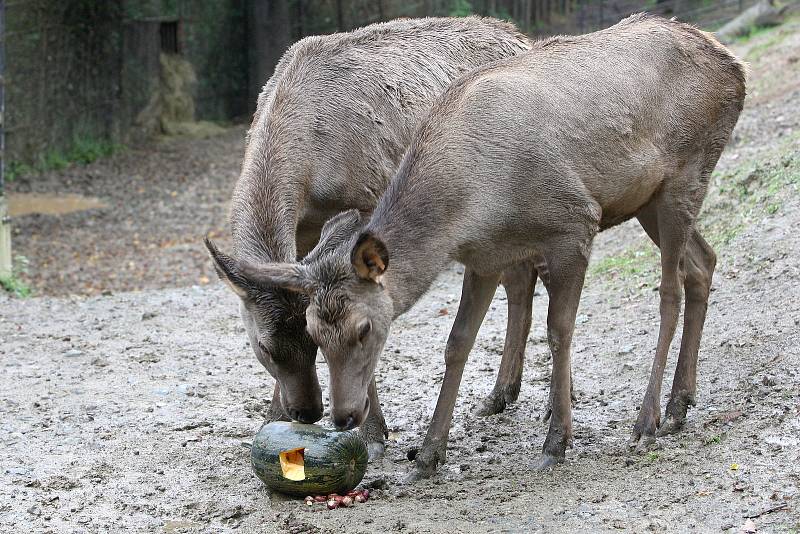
[204,16,538,460]
[234,13,746,479]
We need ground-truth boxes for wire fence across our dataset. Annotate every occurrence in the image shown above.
[4,0,247,166]
[4,0,757,167]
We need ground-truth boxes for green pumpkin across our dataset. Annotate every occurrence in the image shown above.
[251,422,368,497]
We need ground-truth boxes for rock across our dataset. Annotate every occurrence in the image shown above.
[621,362,635,372]
[716,0,789,43]
[64,349,84,357]
[365,477,389,490]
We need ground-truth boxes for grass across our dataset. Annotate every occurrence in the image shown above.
[733,23,777,44]
[590,141,799,286]
[5,136,124,181]
[746,26,792,62]
[590,244,658,280]
[0,255,32,298]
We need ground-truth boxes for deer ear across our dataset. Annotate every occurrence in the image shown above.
[238,262,316,294]
[204,236,316,296]
[351,232,388,284]
[204,236,249,298]
[304,209,367,264]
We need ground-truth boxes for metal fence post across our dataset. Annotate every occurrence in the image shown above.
[0,0,11,279]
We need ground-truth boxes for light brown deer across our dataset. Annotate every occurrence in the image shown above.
[237,14,746,478]
[205,16,536,460]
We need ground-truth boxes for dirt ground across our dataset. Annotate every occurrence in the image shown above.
[2,20,800,534]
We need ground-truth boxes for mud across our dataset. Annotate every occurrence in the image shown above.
[7,193,108,218]
[1,21,799,534]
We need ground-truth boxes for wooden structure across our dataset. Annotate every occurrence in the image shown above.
[0,0,10,278]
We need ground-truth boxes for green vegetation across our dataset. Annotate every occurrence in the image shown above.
[733,23,777,44]
[702,141,799,246]
[703,434,722,446]
[449,0,474,17]
[0,255,32,298]
[590,140,799,286]
[590,244,658,280]
[745,25,793,62]
[5,137,124,181]
[645,452,660,462]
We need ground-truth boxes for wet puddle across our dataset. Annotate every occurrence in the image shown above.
[8,193,108,217]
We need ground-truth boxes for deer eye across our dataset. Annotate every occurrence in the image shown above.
[356,318,372,343]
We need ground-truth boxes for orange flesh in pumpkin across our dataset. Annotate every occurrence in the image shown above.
[279,448,305,481]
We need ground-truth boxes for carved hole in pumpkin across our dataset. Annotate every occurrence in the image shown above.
[279,448,305,481]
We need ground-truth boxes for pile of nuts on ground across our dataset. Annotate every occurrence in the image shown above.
[304,490,370,510]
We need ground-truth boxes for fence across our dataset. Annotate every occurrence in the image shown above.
[4,0,757,167]
[4,0,248,166]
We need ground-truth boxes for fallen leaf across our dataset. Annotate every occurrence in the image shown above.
[731,463,740,471]
[437,308,449,316]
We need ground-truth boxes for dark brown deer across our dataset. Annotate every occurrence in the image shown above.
[205,16,535,459]
[237,14,746,478]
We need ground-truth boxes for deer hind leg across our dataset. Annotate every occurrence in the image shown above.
[536,244,591,469]
[630,199,691,451]
[475,261,537,417]
[659,230,716,436]
[408,268,500,481]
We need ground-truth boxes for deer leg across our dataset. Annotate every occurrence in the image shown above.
[536,249,589,469]
[659,230,716,436]
[261,383,290,429]
[631,201,689,451]
[475,261,537,416]
[359,376,389,461]
[409,268,501,481]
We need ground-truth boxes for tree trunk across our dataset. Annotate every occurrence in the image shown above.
[524,0,532,31]
[336,0,345,31]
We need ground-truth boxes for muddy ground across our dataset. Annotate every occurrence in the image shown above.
[2,20,800,534]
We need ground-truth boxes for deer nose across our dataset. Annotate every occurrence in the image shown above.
[332,411,359,430]
[331,397,370,430]
[287,405,323,424]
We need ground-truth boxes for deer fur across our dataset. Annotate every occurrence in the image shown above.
[205,16,534,459]
[252,14,746,477]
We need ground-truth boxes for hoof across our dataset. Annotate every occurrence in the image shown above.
[403,444,445,482]
[533,453,562,471]
[367,441,386,462]
[629,431,656,453]
[261,404,291,427]
[657,414,685,437]
[474,393,507,417]
[403,456,440,483]
[402,466,433,484]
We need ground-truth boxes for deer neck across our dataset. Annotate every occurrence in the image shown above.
[368,169,461,318]
[231,157,304,265]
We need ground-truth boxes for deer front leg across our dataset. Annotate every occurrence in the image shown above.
[536,249,588,469]
[260,383,290,430]
[475,261,537,417]
[408,269,501,481]
[359,376,389,461]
